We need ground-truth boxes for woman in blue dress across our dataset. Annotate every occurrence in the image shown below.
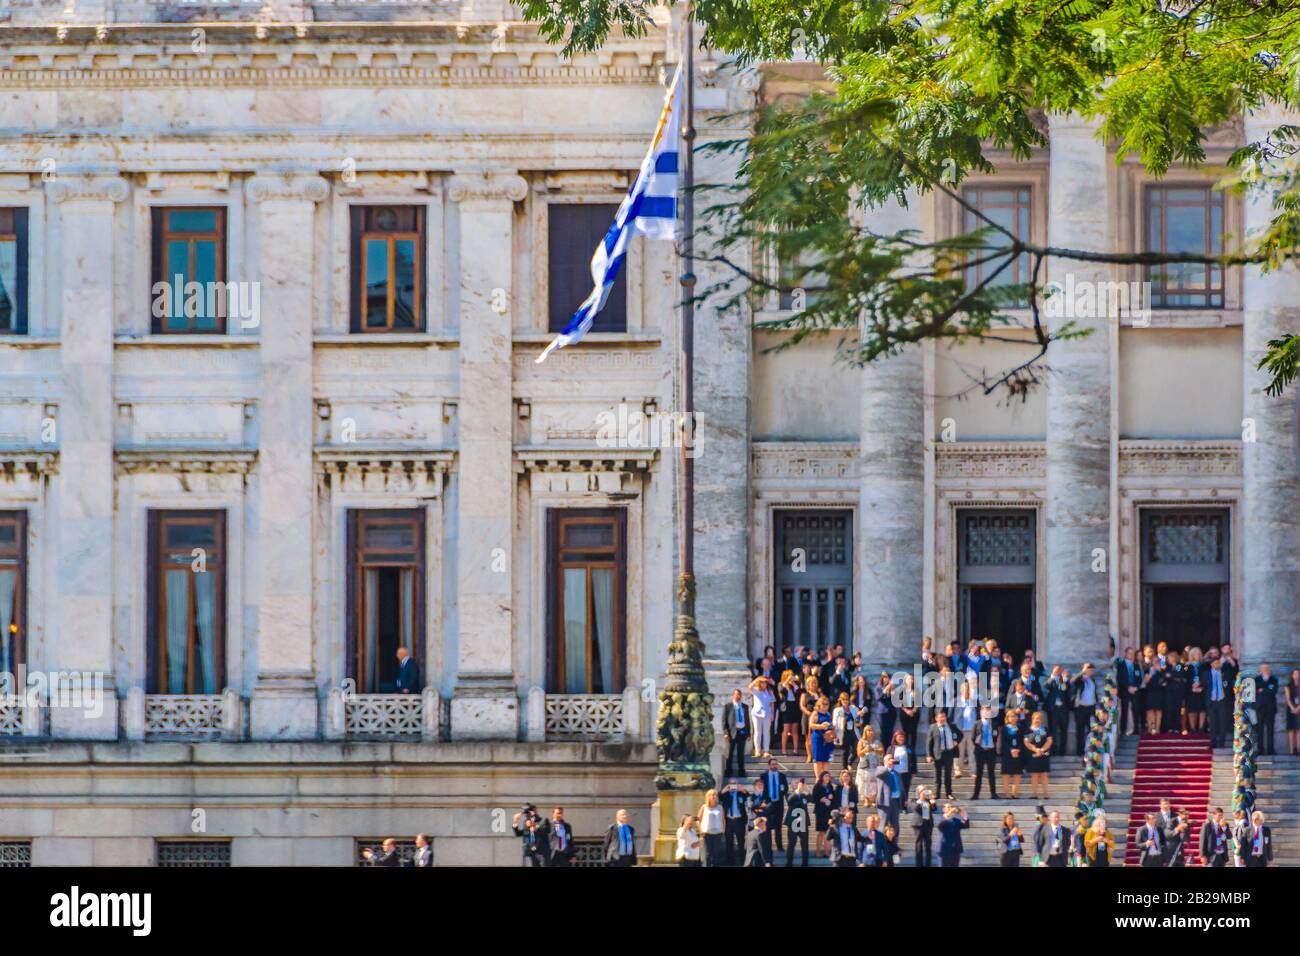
[809,695,836,778]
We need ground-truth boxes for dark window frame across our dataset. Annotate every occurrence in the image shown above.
[1144,184,1225,309]
[346,509,426,694]
[546,509,627,694]
[0,208,29,335]
[772,509,853,655]
[145,510,227,695]
[150,206,229,333]
[348,205,427,333]
[156,839,232,867]
[547,203,627,334]
[0,511,26,678]
[961,184,1033,301]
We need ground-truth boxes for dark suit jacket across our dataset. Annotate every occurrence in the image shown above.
[1136,825,1165,864]
[1199,821,1229,860]
[997,826,1025,855]
[757,771,789,813]
[603,823,637,863]
[539,820,575,864]
[743,827,773,866]
[723,702,750,739]
[1033,822,1070,862]
[1238,825,1272,864]
[911,800,936,832]
[827,823,861,864]
[395,656,420,693]
[857,829,889,866]
[936,815,968,858]
[367,849,403,867]
[831,784,858,813]
[926,723,962,761]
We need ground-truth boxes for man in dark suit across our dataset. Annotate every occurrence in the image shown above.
[1117,649,1142,736]
[784,778,811,867]
[759,759,789,852]
[971,706,999,800]
[1207,657,1231,747]
[410,833,434,867]
[1045,667,1074,755]
[826,658,852,702]
[539,807,576,867]
[1241,810,1273,867]
[743,816,773,867]
[1199,808,1231,867]
[926,710,962,800]
[935,803,969,867]
[1220,646,1240,714]
[1071,663,1100,756]
[511,807,549,867]
[1034,810,1070,867]
[1136,813,1165,867]
[602,809,637,866]
[394,647,419,694]
[1255,664,1279,756]
[827,808,861,867]
[1155,799,1177,865]
[721,782,749,866]
[911,786,936,867]
[874,754,906,833]
[722,690,750,779]
[361,838,403,867]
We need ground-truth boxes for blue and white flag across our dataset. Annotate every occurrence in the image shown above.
[537,65,682,363]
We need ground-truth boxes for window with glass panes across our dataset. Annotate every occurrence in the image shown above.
[147,511,226,694]
[347,510,425,694]
[961,185,1032,304]
[773,510,852,654]
[1144,185,1225,308]
[0,208,28,334]
[0,512,25,680]
[150,207,227,333]
[548,204,626,333]
[547,510,626,694]
[350,206,425,332]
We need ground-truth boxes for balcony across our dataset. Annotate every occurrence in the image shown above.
[526,687,642,743]
[125,688,241,741]
[326,687,439,741]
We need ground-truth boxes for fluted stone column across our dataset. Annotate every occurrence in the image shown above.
[448,172,526,740]
[247,173,328,739]
[48,174,129,738]
[1044,116,1112,666]
[1242,105,1300,663]
[858,196,925,668]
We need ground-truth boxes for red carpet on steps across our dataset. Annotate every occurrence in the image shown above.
[1124,733,1213,866]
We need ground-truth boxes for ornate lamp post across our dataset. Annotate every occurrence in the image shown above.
[651,1,716,863]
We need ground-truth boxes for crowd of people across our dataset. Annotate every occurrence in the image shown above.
[707,635,1288,867]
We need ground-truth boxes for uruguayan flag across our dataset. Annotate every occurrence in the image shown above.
[537,65,682,363]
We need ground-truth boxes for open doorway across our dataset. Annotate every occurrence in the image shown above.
[1140,509,1229,653]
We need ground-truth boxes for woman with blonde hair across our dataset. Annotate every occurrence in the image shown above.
[855,726,883,807]
[749,676,775,759]
[809,695,836,780]
[777,671,802,756]
[800,676,820,763]
[696,789,725,867]
[1084,813,1117,867]
[1185,647,1207,734]
[1023,710,1053,800]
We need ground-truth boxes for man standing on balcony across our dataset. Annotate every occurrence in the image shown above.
[395,647,419,694]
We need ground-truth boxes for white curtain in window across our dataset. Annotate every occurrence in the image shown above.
[562,569,587,693]
[400,568,414,654]
[591,568,615,694]
[0,569,16,678]
[193,571,217,694]
[164,570,190,694]
[364,570,379,693]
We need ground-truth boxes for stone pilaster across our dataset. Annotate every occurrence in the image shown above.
[48,174,129,739]
[247,172,328,739]
[1044,115,1112,666]
[448,172,526,740]
[858,196,925,669]
[1241,105,1300,663]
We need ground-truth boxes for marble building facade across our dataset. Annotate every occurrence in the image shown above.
[0,2,1295,865]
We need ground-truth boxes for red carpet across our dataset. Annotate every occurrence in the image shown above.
[1124,733,1212,866]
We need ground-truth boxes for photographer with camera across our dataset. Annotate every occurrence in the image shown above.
[936,802,970,868]
[511,805,548,867]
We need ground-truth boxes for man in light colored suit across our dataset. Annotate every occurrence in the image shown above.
[1034,810,1070,867]
[411,833,434,867]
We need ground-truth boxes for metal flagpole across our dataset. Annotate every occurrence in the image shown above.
[652,1,715,852]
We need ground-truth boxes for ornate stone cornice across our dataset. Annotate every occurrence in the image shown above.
[448,171,528,205]
[0,450,59,477]
[315,450,454,496]
[752,442,859,481]
[1118,440,1242,479]
[246,173,329,204]
[114,448,257,476]
[514,447,657,473]
[46,175,130,204]
[935,441,1047,480]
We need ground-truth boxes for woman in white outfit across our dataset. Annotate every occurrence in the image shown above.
[750,676,776,758]
[854,725,883,808]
